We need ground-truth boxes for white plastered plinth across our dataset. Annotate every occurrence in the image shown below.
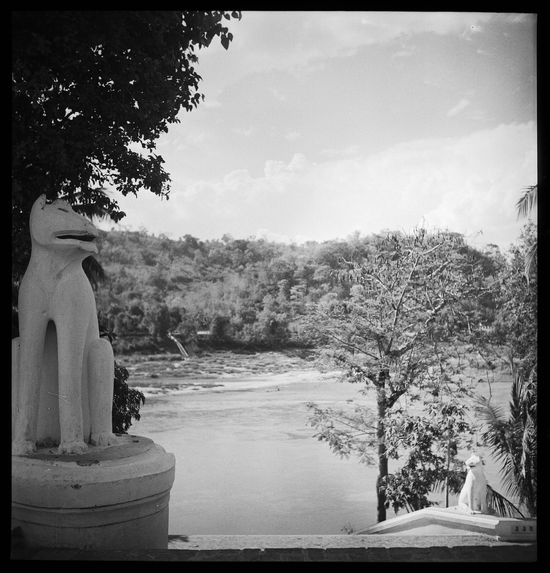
[12,434,175,550]
[359,506,537,542]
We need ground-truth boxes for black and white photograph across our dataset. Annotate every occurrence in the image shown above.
[11,10,538,561]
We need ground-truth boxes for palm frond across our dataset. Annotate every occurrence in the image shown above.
[509,369,523,420]
[520,415,536,476]
[486,484,525,518]
[524,241,537,285]
[475,395,523,500]
[477,367,537,515]
[516,185,537,219]
[475,394,504,422]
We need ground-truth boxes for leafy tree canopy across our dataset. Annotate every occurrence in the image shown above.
[12,10,241,279]
[307,229,495,521]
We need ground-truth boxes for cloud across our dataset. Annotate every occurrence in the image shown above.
[196,12,497,95]
[202,98,222,109]
[156,131,210,153]
[320,145,360,159]
[392,49,415,58]
[253,228,313,244]
[285,130,301,141]
[287,153,308,172]
[359,11,493,40]
[232,126,255,137]
[109,121,536,251]
[446,98,471,117]
[270,87,287,102]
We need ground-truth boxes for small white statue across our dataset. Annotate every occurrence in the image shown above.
[12,195,118,455]
[458,453,488,514]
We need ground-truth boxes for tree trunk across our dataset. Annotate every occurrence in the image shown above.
[376,384,388,522]
[445,436,451,508]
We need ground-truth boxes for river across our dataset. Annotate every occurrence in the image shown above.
[125,350,515,535]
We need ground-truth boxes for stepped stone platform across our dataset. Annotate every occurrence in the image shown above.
[11,534,537,561]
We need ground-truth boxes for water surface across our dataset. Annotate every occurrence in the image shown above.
[128,352,514,535]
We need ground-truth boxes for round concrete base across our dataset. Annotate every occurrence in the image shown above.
[11,434,175,550]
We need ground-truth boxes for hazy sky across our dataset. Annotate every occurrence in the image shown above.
[104,11,537,252]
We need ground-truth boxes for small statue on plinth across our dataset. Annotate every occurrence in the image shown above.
[12,194,118,456]
[458,453,488,514]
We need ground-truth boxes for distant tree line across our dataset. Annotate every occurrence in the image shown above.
[92,226,519,356]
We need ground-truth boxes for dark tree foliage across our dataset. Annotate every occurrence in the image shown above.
[12,10,240,432]
[111,362,146,434]
[12,10,241,281]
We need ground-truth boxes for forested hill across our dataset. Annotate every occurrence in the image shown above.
[93,228,503,355]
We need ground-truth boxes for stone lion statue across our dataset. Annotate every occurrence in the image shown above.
[458,453,488,514]
[12,195,118,455]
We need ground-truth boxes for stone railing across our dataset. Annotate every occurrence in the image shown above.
[12,533,537,562]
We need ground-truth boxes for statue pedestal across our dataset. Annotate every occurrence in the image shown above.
[11,435,175,550]
[359,506,537,542]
